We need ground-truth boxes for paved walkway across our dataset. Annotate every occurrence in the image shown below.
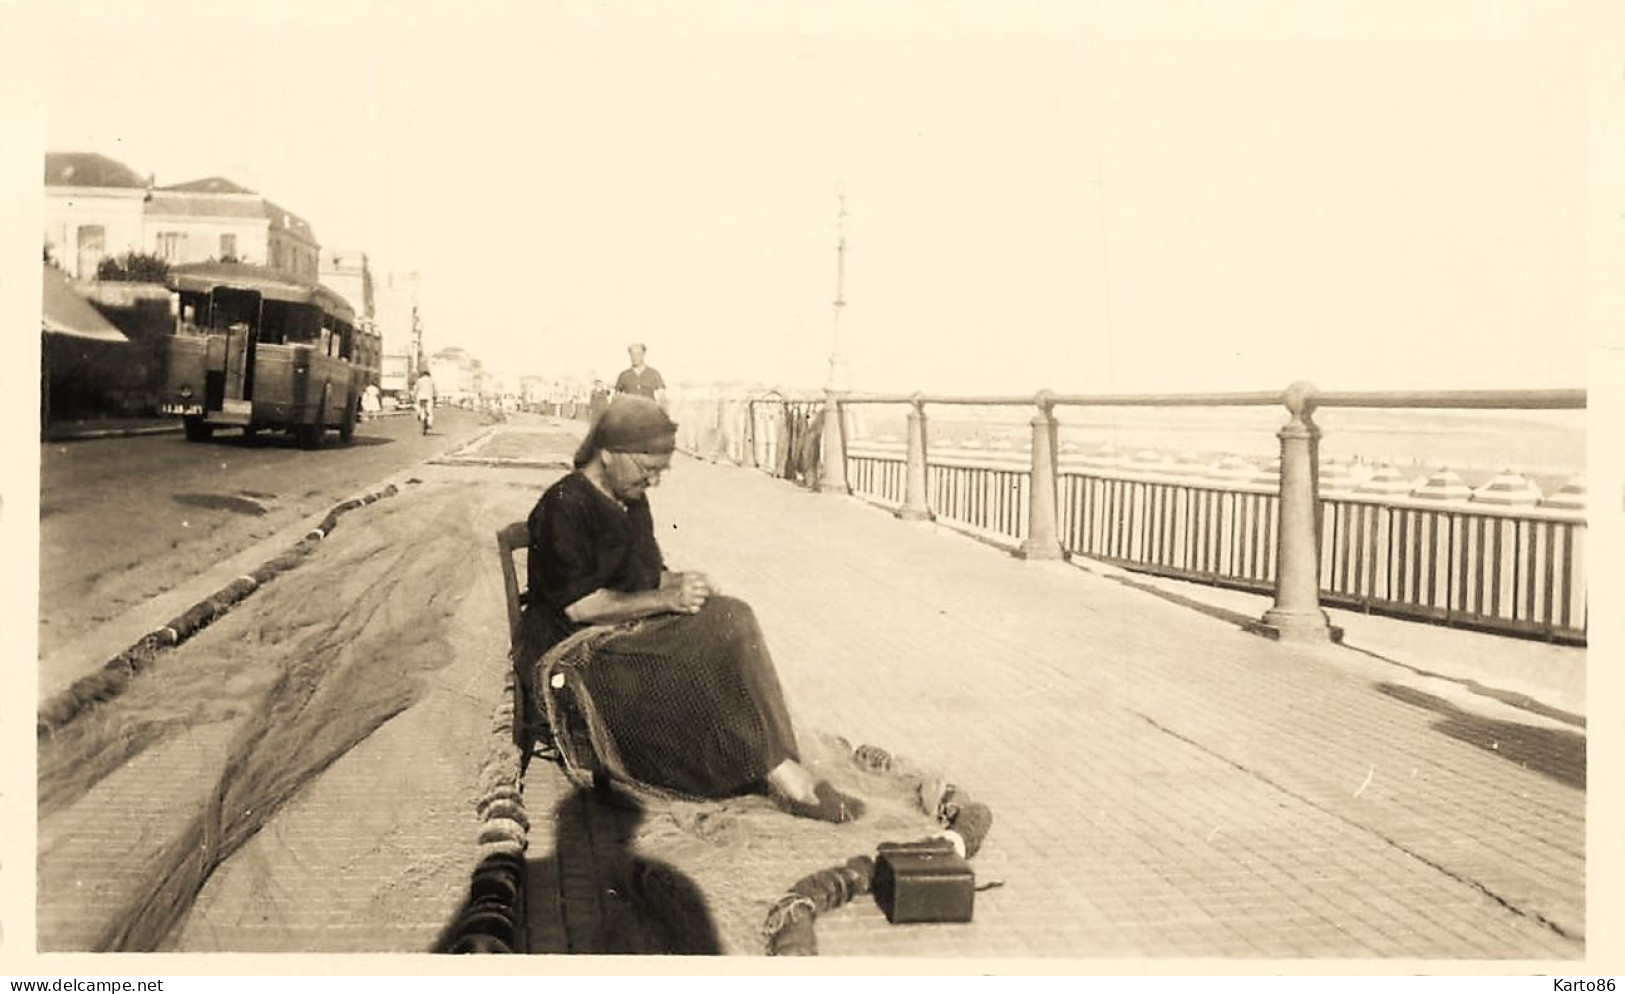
[503,424,1584,959]
[33,419,1586,960]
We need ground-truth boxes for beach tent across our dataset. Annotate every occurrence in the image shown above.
[1541,476,1587,511]
[1409,469,1472,502]
[42,266,128,342]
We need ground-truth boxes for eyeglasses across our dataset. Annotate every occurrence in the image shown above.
[624,452,667,482]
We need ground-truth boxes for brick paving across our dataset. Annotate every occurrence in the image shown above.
[34,419,1586,960]
[516,431,1584,959]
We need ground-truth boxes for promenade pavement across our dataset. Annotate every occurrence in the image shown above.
[506,423,1585,960]
[32,418,1587,961]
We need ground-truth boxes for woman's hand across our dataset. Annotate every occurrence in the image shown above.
[661,570,712,614]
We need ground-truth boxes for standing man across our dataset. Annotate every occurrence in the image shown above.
[614,342,667,408]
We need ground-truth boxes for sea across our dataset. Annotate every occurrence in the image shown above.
[843,404,1587,493]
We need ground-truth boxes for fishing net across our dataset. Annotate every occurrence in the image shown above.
[525,727,990,955]
[41,491,482,952]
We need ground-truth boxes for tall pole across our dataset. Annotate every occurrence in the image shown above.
[827,191,849,393]
[820,191,851,494]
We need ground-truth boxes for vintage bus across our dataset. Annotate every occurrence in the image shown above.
[159,262,378,447]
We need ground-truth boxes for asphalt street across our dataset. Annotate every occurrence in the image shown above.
[37,407,488,658]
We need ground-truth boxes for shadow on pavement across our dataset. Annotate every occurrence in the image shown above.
[1103,571,1263,630]
[196,433,397,450]
[1375,682,1586,791]
[436,785,720,955]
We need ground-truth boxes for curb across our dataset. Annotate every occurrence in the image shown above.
[44,424,185,442]
[36,480,407,736]
[429,457,572,471]
[46,407,419,443]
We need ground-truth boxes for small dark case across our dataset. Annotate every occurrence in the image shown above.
[872,849,975,924]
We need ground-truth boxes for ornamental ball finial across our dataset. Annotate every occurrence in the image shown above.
[910,390,926,406]
[1035,388,1056,410]
[1283,381,1319,416]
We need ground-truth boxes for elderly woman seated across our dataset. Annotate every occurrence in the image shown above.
[512,396,863,823]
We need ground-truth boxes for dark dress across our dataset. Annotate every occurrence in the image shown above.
[513,471,799,798]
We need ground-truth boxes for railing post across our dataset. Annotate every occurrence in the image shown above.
[1019,389,1065,560]
[897,392,933,521]
[819,389,851,494]
[1255,381,1343,643]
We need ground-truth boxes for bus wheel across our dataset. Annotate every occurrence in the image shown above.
[183,418,213,442]
[338,393,359,443]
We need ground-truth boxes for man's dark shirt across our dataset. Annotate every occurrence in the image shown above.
[614,365,665,399]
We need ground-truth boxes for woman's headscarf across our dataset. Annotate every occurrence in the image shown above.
[573,394,680,468]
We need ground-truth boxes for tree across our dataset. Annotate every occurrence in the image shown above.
[97,251,170,283]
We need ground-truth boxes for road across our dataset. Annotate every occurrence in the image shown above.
[37,422,580,952]
[38,407,490,659]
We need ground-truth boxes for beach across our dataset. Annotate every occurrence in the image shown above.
[845,405,1586,494]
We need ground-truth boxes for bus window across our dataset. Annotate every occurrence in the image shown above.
[208,288,260,333]
[262,301,326,347]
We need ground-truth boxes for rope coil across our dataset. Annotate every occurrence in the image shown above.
[761,742,994,956]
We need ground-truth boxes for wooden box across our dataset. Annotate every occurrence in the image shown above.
[872,849,975,924]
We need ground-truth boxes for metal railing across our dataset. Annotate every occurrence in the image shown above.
[929,458,1031,540]
[671,384,1586,644]
[831,385,1587,644]
[1317,494,1585,641]
[1060,473,1280,592]
[847,451,905,505]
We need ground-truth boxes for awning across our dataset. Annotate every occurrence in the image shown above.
[42,267,129,343]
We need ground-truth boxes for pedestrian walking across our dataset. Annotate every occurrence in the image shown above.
[613,343,667,408]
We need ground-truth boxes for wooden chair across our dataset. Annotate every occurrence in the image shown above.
[498,519,597,777]
[496,520,529,646]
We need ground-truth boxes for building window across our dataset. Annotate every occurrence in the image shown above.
[220,233,237,260]
[76,225,105,278]
[157,231,185,261]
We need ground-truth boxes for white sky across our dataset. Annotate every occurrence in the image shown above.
[8,0,1612,395]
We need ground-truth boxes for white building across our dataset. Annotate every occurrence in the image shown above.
[43,152,150,278]
[373,271,421,397]
[144,177,320,280]
[318,249,374,321]
[43,153,324,282]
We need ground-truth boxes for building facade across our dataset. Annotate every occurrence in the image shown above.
[320,249,375,323]
[43,153,151,279]
[373,270,422,398]
[144,177,320,280]
[428,346,480,406]
[44,155,323,282]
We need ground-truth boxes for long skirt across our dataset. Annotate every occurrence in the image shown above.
[531,595,800,799]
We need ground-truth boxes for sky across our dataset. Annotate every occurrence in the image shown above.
[7,0,1612,395]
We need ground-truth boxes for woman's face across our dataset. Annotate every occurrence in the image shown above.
[603,449,671,501]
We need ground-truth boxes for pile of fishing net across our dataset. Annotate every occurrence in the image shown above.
[528,729,994,956]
